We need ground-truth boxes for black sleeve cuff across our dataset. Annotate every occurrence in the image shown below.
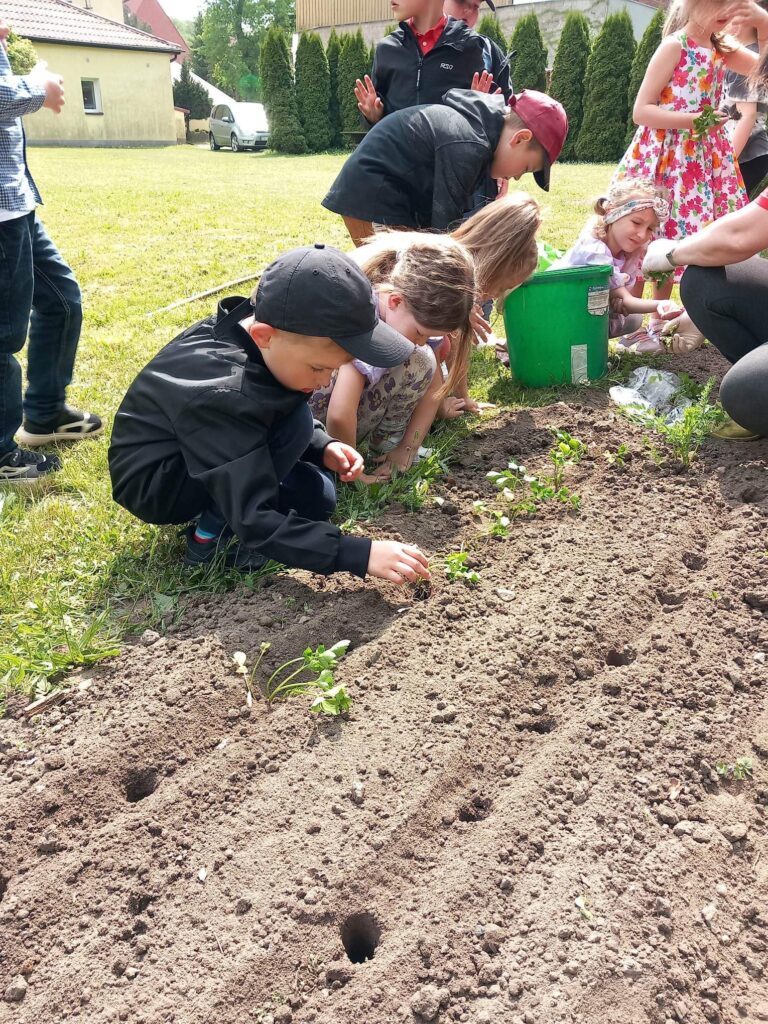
[335,535,372,578]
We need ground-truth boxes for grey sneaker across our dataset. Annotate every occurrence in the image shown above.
[0,447,62,484]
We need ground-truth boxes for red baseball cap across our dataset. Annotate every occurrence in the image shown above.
[508,90,568,192]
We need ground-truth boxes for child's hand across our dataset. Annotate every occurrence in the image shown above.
[359,468,391,485]
[470,304,492,345]
[375,447,412,473]
[354,76,384,124]
[656,300,683,320]
[368,540,430,584]
[440,396,468,419]
[323,441,364,481]
[471,71,502,95]
[726,0,768,33]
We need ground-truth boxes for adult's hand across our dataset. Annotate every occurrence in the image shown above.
[642,239,677,276]
[0,21,10,51]
[354,75,384,124]
[30,63,66,113]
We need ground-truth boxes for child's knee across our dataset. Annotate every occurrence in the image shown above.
[408,343,438,384]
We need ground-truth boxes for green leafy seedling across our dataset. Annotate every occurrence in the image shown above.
[716,756,753,782]
[692,104,721,139]
[233,640,353,716]
[444,550,480,586]
[604,443,629,467]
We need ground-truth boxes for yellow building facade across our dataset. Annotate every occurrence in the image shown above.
[24,42,178,147]
[6,0,180,146]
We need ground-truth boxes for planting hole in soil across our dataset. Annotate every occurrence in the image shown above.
[123,768,158,804]
[682,551,706,571]
[515,717,556,734]
[128,893,152,916]
[605,646,636,668]
[738,485,765,504]
[340,912,381,963]
[458,795,493,822]
[0,875,8,903]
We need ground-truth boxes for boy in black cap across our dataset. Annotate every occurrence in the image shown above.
[323,88,568,245]
[109,245,430,586]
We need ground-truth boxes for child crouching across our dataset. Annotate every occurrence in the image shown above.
[550,179,699,353]
[109,245,430,585]
[310,234,475,480]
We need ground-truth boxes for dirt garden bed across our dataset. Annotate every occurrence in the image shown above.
[1,348,767,1024]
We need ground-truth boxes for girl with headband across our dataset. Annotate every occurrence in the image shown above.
[550,179,694,352]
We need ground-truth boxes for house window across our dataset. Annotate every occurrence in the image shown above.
[81,79,102,114]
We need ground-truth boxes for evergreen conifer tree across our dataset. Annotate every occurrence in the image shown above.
[478,14,506,53]
[173,59,213,120]
[189,11,212,82]
[576,10,636,162]
[260,26,307,154]
[509,13,547,93]
[626,8,664,145]
[549,11,590,162]
[295,32,331,152]
[338,30,369,135]
[326,29,343,147]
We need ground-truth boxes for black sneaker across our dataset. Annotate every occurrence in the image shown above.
[183,525,267,573]
[17,405,103,447]
[0,447,62,484]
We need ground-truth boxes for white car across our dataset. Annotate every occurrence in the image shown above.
[209,102,269,152]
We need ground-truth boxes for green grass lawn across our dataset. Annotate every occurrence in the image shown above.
[0,147,618,705]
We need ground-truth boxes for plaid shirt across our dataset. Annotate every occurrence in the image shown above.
[0,42,45,213]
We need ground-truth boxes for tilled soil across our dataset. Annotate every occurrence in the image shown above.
[1,350,767,1024]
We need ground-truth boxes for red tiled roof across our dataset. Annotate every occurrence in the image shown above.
[124,0,189,60]
[4,0,181,53]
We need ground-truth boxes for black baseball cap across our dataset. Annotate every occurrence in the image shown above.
[252,244,415,367]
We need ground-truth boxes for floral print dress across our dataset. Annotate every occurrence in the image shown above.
[613,31,747,280]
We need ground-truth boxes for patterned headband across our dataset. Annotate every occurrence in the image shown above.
[604,197,669,226]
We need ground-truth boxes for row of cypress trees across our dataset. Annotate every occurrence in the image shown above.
[260,27,371,154]
[548,7,664,162]
[260,7,664,161]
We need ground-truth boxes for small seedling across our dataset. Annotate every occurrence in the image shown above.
[715,756,753,782]
[623,379,725,469]
[232,640,353,716]
[444,550,480,586]
[692,103,722,138]
[709,590,721,601]
[232,641,270,706]
[549,428,586,489]
[488,509,511,538]
[604,443,630,467]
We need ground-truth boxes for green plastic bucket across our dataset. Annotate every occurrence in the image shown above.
[503,264,612,387]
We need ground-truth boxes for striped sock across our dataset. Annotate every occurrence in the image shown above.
[193,526,219,544]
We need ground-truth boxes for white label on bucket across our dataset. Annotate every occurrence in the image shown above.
[571,344,588,383]
[587,286,609,316]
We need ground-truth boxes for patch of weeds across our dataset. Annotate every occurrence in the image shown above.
[232,640,352,716]
[674,372,705,401]
[622,379,726,469]
[604,442,630,467]
[715,756,753,782]
[444,550,479,586]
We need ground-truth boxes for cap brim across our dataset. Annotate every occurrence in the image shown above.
[333,316,415,367]
[533,153,551,192]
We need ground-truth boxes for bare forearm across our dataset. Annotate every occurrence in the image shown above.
[633,104,695,131]
[672,209,768,266]
[620,295,662,315]
[325,412,358,450]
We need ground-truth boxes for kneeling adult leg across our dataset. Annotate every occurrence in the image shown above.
[680,260,768,364]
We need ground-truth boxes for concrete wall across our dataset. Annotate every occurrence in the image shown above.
[25,42,177,147]
[313,0,657,60]
[69,0,125,24]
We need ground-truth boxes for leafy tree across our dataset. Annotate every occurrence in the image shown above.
[6,31,37,74]
[478,13,506,53]
[295,32,331,151]
[172,17,195,41]
[509,13,547,93]
[201,0,295,101]
[549,11,590,162]
[173,59,213,120]
[577,10,636,162]
[626,8,664,145]
[260,25,307,153]
[326,28,343,147]
[338,30,369,135]
[189,11,213,82]
[122,3,153,34]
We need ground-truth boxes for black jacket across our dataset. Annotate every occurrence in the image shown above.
[108,297,371,577]
[322,89,506,232]
[371,17,510,119]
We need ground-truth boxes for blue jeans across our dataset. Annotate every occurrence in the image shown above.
[0,212,83,454]
[198,401,337,536]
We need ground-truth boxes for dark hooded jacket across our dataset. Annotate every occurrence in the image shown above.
[322,89,506,232]
[108,296,371,577]
[370,17,511,119]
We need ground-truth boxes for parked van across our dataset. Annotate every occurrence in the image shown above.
[209,102,269,152]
